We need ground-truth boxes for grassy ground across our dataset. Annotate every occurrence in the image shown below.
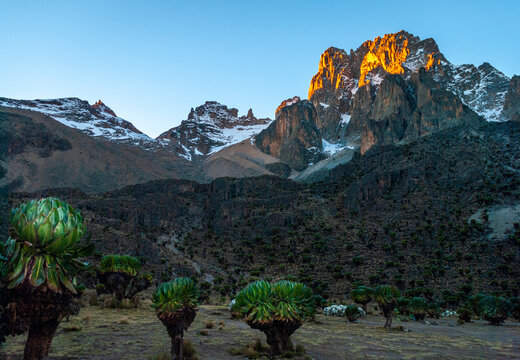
[1,304,519,359]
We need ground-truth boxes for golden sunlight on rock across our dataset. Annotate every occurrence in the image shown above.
[308,49,347,99]
[425,52,436,71]
[358,34,410,86]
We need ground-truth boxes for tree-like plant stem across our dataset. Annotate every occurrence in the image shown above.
[265,328,293,356]
[382,307,393,329]
[250,320,300,357]
[23,318,59,360]
[167,328,184,360]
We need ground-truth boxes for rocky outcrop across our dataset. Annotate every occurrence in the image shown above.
[359,69,484,153]
[158,101,271,160]
[255,97,324,171]
[308,30,513,148]
[0,97,148,143]
[503,75,520,123]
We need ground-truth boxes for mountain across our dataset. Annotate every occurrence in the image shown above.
[255,97,324,170]
[0,107,195,193]
[2,30,520,192]
[158,101,272,161]
[307,30,515,152]
[0,97,153,147]
[10,120,520,301]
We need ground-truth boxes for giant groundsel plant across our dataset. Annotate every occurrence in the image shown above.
[0,197,93,360]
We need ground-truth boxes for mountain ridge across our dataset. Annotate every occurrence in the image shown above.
[2,30,520,193]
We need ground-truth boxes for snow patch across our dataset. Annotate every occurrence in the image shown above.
[322,139,347,156]
[340,114,351,125]
[319,102,330,108]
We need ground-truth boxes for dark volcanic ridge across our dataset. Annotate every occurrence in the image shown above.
[9,121,520,303]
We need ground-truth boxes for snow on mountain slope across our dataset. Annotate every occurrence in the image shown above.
[0,97,153,145]
[309,30,514,146]
[158,101,272,160]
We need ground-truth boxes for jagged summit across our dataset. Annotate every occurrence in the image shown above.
[308,30,513,144]
[0,97,150,144]
[158,101,272,160]
[91,100,117,117]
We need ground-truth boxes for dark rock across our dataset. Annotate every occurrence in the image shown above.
[503,75,520,123]
[255,98,324,171]
[158,101,271,158]
[265,162,292,178]
[359,69,484,154]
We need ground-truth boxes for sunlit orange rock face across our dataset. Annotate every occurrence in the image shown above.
[308,48,350,99]
[358,33,411,86]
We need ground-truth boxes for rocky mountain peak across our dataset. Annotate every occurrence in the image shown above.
[0,97,148,143]
[92,99,117,117]
[256,99,324,171]
[308,30,512,146]
[276,96,302,113]
[158,101,272,160]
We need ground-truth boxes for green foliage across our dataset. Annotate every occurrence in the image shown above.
[408,297,427,320]
[374,285,400,306]
[427,302,441,319]
[99,254,141,276]
[478,295,510,325]
[231,280,316,323]
[152,278,199,313]
[350,286,373,306]
[0,197,93,294]
[457,307,472,322]
[344,304,363,322]
[397,297,410,315]
[466,293,486,315]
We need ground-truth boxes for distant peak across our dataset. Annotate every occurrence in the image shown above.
[92,99,117,117]
[276,96,301,113]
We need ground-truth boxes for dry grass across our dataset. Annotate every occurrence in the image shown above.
[1,305,518,359]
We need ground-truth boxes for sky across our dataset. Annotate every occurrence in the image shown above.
[1,0,519,138]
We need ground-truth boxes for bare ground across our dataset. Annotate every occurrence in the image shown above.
[1,305,519,360]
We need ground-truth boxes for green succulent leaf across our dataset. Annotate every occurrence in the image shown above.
[30,256,46,287]
[45,257,60,292]
[152,278,199,313]
[37,220,54,247]
[21,222,37,244]
[232,280,316,324]
[3,197,92,294]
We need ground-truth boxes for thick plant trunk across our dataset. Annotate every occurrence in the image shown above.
[382,305,394,329]
[384,314,392,329]
[265,328,293,356]
[23,318,59,360]
[157,307,197,360]
[248,320,301,357]
[168,329,184,360]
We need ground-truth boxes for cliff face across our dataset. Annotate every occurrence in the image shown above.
[308,30,511,152]
[358,69,484,154]
[158,101,272,160]
[503,75,520,123]
[255,97,324,171]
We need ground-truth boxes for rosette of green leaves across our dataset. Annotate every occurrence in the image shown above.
[408,297,427,319]
[350,286,373,306]
[344,304,363,322]
[465,293,486,315]
[478,295,510,325]
[99,254,141,276]
[232,280,316,323]
[1,198,93,293]
[152,278,199,313]
[374,285,400,306]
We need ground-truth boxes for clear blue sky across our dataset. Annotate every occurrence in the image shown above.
[1,0,519,138]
